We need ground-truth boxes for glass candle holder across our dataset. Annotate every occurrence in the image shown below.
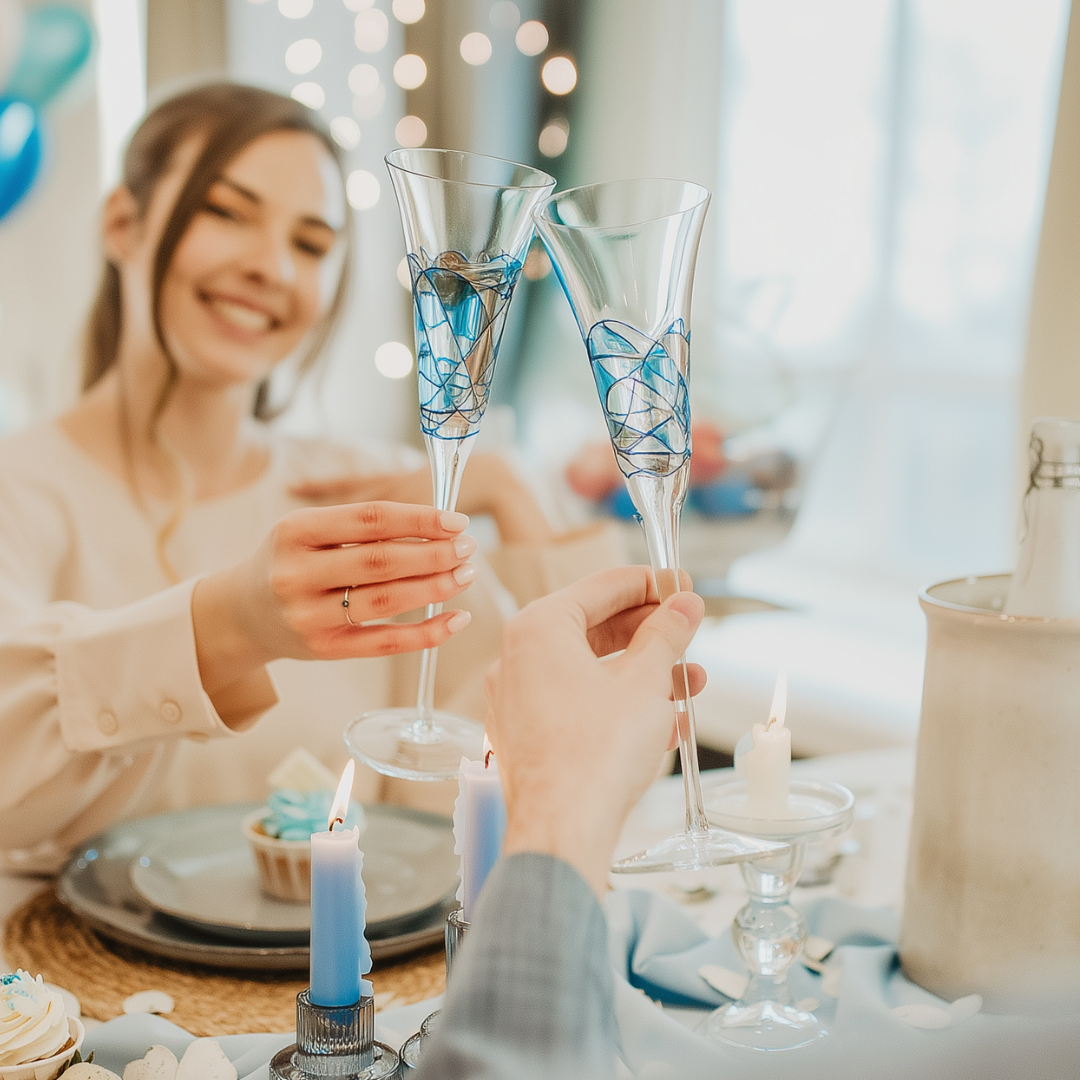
[699,777,854,1051]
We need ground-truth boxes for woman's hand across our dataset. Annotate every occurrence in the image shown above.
[290,452,554,545]
[192,501,478,715]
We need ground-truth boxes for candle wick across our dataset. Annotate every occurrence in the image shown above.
[329,816,345,832]
[484,748,493,768]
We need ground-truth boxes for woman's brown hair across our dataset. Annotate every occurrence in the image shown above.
[83,81,352,419]
[83,83,352,579]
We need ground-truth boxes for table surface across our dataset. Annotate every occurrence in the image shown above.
[0,746,916,1025]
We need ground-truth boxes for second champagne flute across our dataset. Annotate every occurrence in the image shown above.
[535,179,786,871]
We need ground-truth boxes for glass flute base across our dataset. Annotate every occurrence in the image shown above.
[611,827,787,874]
[701,998,826,1052]
[344,708,485,781]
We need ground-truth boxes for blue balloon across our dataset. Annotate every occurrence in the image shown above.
[3,6,93,108]
[0,98,43,222]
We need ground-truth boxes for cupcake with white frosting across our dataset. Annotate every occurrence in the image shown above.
[243,749,365,902]
[0,971,84,1080]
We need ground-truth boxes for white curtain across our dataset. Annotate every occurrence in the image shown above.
[721,0,1069,611]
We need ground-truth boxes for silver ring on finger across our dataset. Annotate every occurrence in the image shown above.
[343,586,358,627]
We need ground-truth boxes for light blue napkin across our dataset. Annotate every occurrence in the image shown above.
[604,889,1080,1079]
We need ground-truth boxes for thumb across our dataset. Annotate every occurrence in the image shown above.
[620,591,704,677]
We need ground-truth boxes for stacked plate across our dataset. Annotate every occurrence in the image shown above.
[58,803,459,971]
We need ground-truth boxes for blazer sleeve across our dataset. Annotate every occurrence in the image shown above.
[416,853,618,1080]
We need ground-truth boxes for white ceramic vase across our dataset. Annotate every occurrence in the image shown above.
[899,573,1080,1011]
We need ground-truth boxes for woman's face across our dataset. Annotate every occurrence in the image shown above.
[120,130,347,389]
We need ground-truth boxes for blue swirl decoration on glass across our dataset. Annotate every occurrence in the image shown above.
[409,248,522,441]
[585,318,691,479]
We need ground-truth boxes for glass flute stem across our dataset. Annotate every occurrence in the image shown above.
[627,469,710,839]
[413,433,474,731]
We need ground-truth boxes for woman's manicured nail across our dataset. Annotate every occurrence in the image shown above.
[453,562,477,585]
[440,511,470,532]
[446,609,472,633]
[453,534,478,558]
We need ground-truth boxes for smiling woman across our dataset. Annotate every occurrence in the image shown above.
[0,83,626,869]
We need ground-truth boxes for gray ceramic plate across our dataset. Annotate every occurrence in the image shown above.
[128,805,456,943]
[57,803,458,971]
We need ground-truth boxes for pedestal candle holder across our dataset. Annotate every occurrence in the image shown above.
[400,908,469,1072]
[699,778,854,1051]
[270,989,399,1079]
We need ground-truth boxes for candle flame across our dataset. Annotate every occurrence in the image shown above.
[767,671,787,730]
[328,760,355,831]
[483,732,493,768]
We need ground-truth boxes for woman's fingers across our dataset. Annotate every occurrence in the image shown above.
[332,565,476,624]
[303,533,477,591]
[279,501,469,549]
[322,609,472,659]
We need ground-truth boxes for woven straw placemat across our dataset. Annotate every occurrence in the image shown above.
[2,887,445,1037]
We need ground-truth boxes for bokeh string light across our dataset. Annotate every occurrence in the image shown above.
[541,56,577,95]
[348,63,380,96]
[460,32,493,66]
[374,341,415,379]
[391,0,425,24]
[346,169,381,209]
[285,38,321,74]
[515,20,548,56]
[490,2,520,31]
[354,8,389,51]
[538,117,569,157]
[291,81,325,109]
[395,115,427,147]
[393,53,427,89]
[278,0,312,18]
[330,116,360,150]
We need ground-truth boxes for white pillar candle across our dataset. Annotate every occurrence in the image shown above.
[743,671,791,818]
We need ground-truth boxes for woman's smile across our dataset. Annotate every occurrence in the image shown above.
[201,291,283,337]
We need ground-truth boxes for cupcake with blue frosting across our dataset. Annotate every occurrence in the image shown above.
[243,749,366,902]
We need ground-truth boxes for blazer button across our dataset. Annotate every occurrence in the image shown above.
[97,710,119,736]
[160,700,183,724]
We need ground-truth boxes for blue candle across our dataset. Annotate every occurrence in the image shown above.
[453,740,507,921]
[309,761,372,1007]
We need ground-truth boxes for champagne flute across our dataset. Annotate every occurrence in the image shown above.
[345,150,554,782]
[535,179,785,870]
